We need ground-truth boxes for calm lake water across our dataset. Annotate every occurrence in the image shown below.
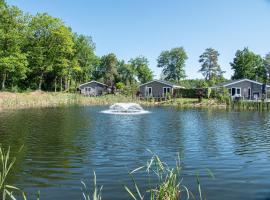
[1,106,270,200]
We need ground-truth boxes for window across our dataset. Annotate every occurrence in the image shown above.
[231,87,241,96]
[231,88,236,96]
[163,87,171,96]
[146,87,152,96]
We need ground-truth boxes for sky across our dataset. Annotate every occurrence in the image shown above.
[6,0,270,79]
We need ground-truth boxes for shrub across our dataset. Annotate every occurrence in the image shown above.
[116,82,125,90]
[174,88,208,99]
[210,88,231,104]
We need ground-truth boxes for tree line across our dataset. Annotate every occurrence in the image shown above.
[0,0,153,92]
[1,0,270,92]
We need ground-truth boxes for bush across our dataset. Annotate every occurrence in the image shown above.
[210,88,231,104]
[116,82,125,90]
[174,88,208,98]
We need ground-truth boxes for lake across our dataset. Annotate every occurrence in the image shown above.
[0,106,270,200]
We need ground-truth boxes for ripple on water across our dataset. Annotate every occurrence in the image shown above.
[1,107,270,200]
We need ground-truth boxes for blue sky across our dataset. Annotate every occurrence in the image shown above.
[7,0,270,79]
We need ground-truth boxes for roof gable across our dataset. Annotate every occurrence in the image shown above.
[79,81,108,88]
[213,79,270,88]
[139,80,184,88]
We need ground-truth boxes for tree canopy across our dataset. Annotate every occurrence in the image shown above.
[231,48,267,83]
[264,53,270,82]
[0,2,28,89]
[129,56,153,84]
[1,0,270,92]
[157,47,187,83]
[199,48,225,83]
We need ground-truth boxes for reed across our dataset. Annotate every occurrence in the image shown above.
[0,91,141,110]
[81,171,103,200]
[124,152,207,200]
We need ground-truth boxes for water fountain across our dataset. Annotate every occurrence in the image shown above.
[101,103,149,115]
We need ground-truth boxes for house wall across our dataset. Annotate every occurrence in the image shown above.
[140,81,173,97]
[80,82,108,96]
[225,80,263,99]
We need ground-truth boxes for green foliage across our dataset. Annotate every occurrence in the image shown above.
[199,48,225,82]
[124,152,211,200]
[174,88,208,98]
[98,53,118,86]
[0,3,28,89]
[73,34,98,84]
[0,146,32,200]
[231,48,267,82]
[117,61,136,86]
[157,47,188,83]
[116,82,125,90]
[26,13,75,90]
[210,87,231,104]
[264,52,270,83]
[129,56,153,84]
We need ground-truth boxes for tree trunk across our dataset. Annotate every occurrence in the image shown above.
[60,77,63,92]
[54,76,57,92]
[69,79,72,92]
[38,73,43,90]
[64,76,68,91]
[1,72,6,90]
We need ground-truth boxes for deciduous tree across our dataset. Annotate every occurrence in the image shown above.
[231,48,266,82]
[27,13,74,90]
[264,53,270,83]
[0,3,28,90]
[129,56,153,84]
[157,47,187,83]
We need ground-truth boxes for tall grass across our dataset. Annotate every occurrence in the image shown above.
[0,146,41,200]
[81,171,103,200]
[0,92,142,110]
[124,152,208,200]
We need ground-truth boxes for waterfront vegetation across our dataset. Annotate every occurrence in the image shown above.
[2,91,270,111]
[124,153,208,200]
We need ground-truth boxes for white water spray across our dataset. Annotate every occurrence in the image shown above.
[101,103,149,115]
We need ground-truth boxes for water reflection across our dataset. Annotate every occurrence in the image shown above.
[0,106,270,200]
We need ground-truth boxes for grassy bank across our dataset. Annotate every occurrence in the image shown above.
[0,91,226,110]
[0,91,141,110]
[2,91,269,111]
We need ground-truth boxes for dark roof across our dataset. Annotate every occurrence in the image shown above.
[212,79,270,88]
[79,81,108,89]
[139,79,184,88]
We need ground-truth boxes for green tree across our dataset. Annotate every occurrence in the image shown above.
[157,47,187,83]
[264,53,270,83]
[0,2,28,90]
[73,34,98,85]
[199,48,224,82]
[98,53,118,86]
[52,25,75,91]
[231,48,267,82]
[129,56,153,84]
[27,13,74,90]
[117,61,136,85]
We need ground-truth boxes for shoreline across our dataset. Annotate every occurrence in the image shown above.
[0,91,227,111]
[1,91,266,111]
